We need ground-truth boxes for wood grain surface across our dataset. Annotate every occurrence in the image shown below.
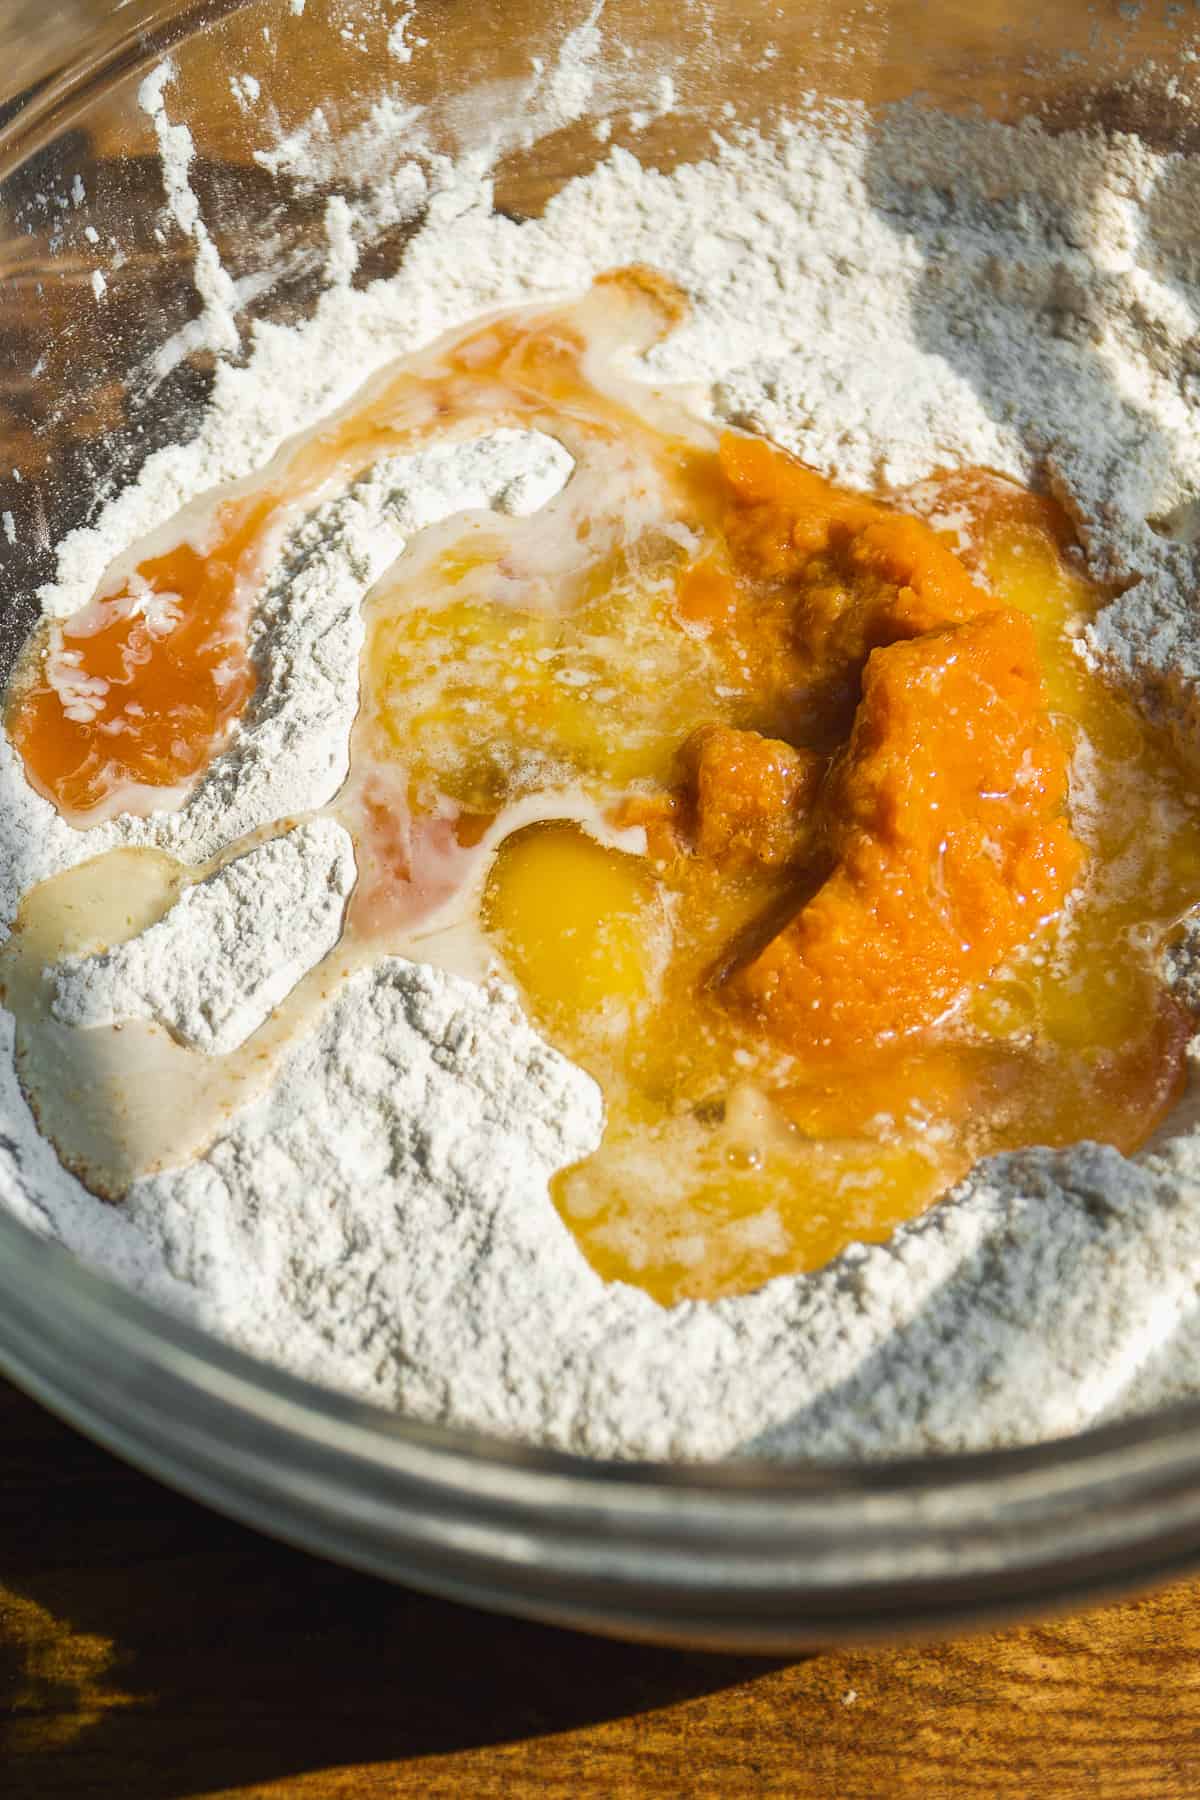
[2,1373,1198,1799]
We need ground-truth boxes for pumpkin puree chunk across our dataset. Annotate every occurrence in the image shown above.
[733,610,1084,1054]
[684,725,822,870]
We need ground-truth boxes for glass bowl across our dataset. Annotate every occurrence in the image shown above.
[3,0,1200,1652]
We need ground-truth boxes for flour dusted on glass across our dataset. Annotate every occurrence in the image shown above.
[6,90,1200,1460]
[138,62,242,380]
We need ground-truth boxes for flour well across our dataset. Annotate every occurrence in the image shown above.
[5,78,1200,1461]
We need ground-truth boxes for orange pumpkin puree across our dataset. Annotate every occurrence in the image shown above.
[674,436,1084,1061]
[6,270,1198,1306]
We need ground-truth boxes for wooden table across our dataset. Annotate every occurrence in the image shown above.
[4,1374,1200,1798]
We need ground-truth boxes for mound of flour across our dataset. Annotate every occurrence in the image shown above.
[50,820,356,1055]
[6,83,1200,1461]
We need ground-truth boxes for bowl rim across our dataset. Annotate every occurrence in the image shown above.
[6,1201,1200,1647]
[0,0,246,184]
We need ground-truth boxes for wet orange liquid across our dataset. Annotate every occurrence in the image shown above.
[10,505,266,819]
[7,269,1199,1305]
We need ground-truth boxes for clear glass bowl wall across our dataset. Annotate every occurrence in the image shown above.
[2,0,1200,1651]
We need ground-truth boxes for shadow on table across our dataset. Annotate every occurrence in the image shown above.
[0,1382,789,1799]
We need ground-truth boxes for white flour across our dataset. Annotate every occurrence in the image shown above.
[5,78,1200,1461]
[50,820,356,1056]
[138,63,243,380]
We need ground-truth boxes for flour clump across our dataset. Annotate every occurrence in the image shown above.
[51,820,356,1056]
